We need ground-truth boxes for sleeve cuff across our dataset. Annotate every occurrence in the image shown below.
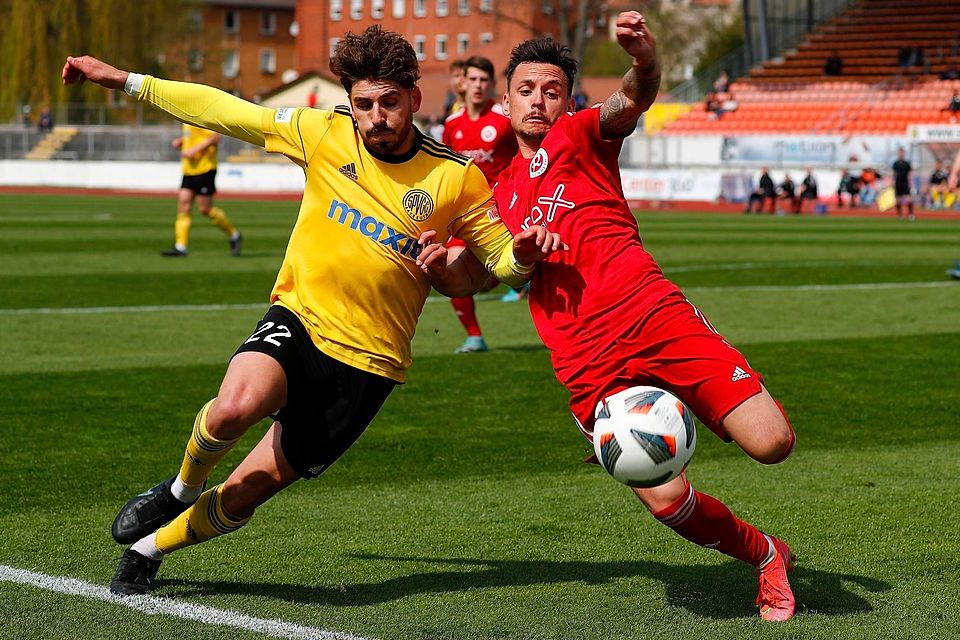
[124,73,146,97]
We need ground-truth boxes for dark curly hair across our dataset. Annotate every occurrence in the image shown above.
[329,25,421,93]
[505,37,578,95]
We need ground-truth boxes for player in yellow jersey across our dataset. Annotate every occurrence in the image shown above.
[63,25,563,596]
[164,123,243,257]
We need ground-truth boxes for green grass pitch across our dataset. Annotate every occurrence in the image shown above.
[1,192,959,639]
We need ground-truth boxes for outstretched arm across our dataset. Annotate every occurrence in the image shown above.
[63,55,266,147]
[599,11,661,140]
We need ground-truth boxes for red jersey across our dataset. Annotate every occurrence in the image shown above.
[493,107,680,390]
[443,100,517,186]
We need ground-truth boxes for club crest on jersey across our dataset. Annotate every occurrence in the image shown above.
[403,189,435,222]
[529,148,549,178]
[480,125,497,142]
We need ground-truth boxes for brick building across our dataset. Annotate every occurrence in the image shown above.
[166,0,298,101]
[293,0,609,118]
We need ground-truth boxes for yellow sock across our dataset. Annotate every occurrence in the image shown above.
[207,206,237,236]
[174,212,192,248]
[155,484,250,554]
[178,399,240,488]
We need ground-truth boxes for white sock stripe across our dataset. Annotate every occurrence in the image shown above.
[0,564,374,640]
[656,484,696,527]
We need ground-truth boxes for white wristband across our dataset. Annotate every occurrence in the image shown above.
[124,73,145,97]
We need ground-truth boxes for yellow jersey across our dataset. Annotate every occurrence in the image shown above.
[180,123,218,176]
[135,77,530,382]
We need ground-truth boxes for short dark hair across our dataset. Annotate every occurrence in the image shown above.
[329,25,421,93]
[449,59,466,73]
[505,37,578,94]
[463,55,495,79]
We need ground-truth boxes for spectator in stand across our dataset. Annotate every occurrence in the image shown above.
[778,174,800,214]
[306,84,320,108]
[823,51,843,77]
[800,168,819,213]
[891,148,914,221]
[927,160,949,209]
[837,169,861,207]
[942,90,960,115]
[941,64,960,81]
[713,69,730,93]
[37,106,54,131]
[705,91,724,119]
[859,167,880,206]
[745,168,776,214]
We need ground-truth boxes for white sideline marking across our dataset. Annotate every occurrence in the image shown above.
[1,281,954,317]
[0,564,373,640]
[685,280,957,294]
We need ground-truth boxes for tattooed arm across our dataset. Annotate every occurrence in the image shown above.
[599,11,661,140]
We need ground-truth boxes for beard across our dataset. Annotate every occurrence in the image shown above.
[363,121,412,155]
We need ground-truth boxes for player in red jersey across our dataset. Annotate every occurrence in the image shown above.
[419,12,798,622]
[442,56,519,353]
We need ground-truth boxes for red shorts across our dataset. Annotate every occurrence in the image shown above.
[568,292,763,443]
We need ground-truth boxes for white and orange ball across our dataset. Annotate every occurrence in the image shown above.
[593,386,696,488]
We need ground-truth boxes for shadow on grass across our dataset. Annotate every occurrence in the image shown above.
[163,554,888,619]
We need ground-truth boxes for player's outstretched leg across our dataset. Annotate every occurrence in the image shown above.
[635,474,796,621]
[111,399,240,543]
[110,422,298,595]
[451,297,488,353]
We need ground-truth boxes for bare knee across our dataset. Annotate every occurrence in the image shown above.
[749,423,795,464]
[206,392,267,438]
[723,390,796,465]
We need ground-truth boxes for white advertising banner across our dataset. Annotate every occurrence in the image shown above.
[907,124,960,142]
[621,169,723,201]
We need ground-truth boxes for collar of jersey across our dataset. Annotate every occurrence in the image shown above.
[364,129,423,164]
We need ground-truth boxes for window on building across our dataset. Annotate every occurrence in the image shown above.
[414,0,426,17]
[331,0,343,20]
[436,35,448,60]
[188,48,203,72]
[479,32,493,46]
[224,10,239,33]
[351,0,363,19]
[260,48,276,74]
[222,50,239,78]
[414,35,426,61]
[457,33,469,55]
[479,0,493,13]
[458,0,469,16]
[260,11,276,35]
[542,0,553,14]
[436,0,448,16]
[372,0,385,19]
[393,0,405,18]
[329,37,341,58]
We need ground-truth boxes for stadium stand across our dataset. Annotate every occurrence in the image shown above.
[663,0,960,135]
[25,127,79,160]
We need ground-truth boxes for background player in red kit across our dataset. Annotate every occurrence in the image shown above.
[442,56,519,353]
[421,12,799,622]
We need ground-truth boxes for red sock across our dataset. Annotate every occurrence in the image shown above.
[451,297,481,337]
[652,482,770,567]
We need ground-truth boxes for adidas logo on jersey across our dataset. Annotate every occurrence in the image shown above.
[338,163,358,180]
[731,366,751,382]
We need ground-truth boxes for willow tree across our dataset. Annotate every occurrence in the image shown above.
[0,0,181,121]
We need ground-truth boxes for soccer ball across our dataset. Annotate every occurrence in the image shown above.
[593,386,696,488]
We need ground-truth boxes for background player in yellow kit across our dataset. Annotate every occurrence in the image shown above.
[63,25,562,596]
[164,123,243,257]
